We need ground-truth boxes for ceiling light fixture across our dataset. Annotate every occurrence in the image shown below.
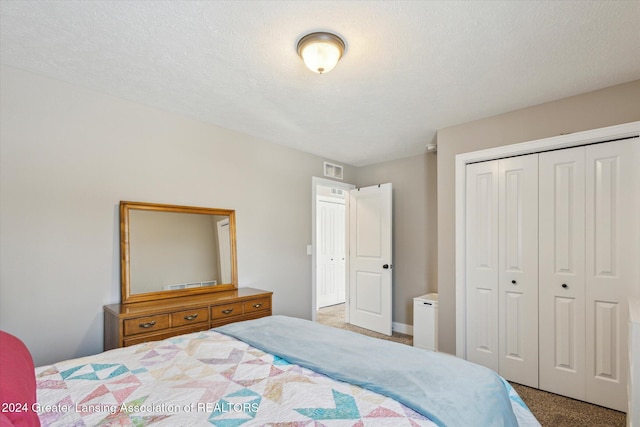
[296,32,346,74]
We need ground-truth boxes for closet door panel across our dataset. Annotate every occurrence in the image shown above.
[465,161,500,371]
[585,139,640,411]
[539,147,586,399]
[498,154,538,387]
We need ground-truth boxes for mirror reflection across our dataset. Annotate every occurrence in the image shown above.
[129,210,232,294]
[120,201,237,304]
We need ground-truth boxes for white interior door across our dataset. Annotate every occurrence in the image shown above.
[348,183,393,335]
[498,154,539,387]
[585,138,639,411]
[317,199,346,308]
[465,160,500,371]
[539,146,586,399]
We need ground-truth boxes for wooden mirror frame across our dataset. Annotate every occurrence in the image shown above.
[120,201,238,304]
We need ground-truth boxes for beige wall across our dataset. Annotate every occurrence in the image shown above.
[0,65,356,365]
[2,63,638,365]
[357,153,438,326]
[436,79,640,355]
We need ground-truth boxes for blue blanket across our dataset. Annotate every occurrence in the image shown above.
[215,315,519,427]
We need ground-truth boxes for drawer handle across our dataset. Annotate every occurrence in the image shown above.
[139,321,156,329]
[252,303,263,308]
[222,308,234,314]
[183,314,199,321]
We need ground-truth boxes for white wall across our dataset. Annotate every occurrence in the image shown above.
[0,65,356,365]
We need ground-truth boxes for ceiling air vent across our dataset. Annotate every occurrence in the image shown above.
[324,161,343,180]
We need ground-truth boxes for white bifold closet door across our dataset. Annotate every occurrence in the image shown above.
[498,154,539,388]
[584,139,638,411]
[538,139,638,411]
[467,137,639,411]
[317,200,346,308]
[465,160,500,372]
[466,154,539,388]
[539,146,586,400]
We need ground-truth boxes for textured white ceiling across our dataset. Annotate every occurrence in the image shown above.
[1,1,639,166]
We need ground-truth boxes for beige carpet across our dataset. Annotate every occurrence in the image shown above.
[316,302,412,345]
[316,303,626,427]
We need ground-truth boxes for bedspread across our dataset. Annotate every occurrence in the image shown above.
[36,330,437,426]
[216,316,531,427]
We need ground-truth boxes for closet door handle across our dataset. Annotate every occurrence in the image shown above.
[562,284,568,289]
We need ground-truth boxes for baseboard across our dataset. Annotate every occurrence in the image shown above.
[392,322,413,336]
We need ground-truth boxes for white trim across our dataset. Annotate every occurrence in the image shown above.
[317,195,346,204]
[393,322,413,336]
[455,121,640,359]
[311,177,355,322]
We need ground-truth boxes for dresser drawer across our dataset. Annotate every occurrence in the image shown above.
[171,307,209,327]
[104,288,273,350]
[244,298,271,314]
[211,302,243,320]
[124,314,170,336]
[123,324,209,347]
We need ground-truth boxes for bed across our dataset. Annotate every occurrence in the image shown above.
[15,316,539,426]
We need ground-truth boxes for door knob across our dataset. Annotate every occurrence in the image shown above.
[511,280,517,285]
[562,284,568,289]
[383,264,389,269]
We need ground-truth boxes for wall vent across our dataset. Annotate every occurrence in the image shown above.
[164,280,217,291]
[324,161,343,180]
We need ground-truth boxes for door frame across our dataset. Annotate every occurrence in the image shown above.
[455,121,640,359]
[311,177,356,322]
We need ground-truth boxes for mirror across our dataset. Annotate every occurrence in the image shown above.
[120,201,237,304]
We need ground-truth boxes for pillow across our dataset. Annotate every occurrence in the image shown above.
[0,331,40,427]
[0,413,15,427]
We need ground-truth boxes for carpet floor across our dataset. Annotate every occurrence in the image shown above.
[316,303,626,427]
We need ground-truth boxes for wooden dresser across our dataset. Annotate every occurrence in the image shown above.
[104,287,272,350]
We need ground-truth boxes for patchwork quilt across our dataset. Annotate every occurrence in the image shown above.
[36,330,437,426]
[216,316,535,427]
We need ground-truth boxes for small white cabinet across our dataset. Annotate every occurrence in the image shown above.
[413,293,438,351]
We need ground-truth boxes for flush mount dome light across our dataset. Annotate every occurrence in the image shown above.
[296,32,346,74]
